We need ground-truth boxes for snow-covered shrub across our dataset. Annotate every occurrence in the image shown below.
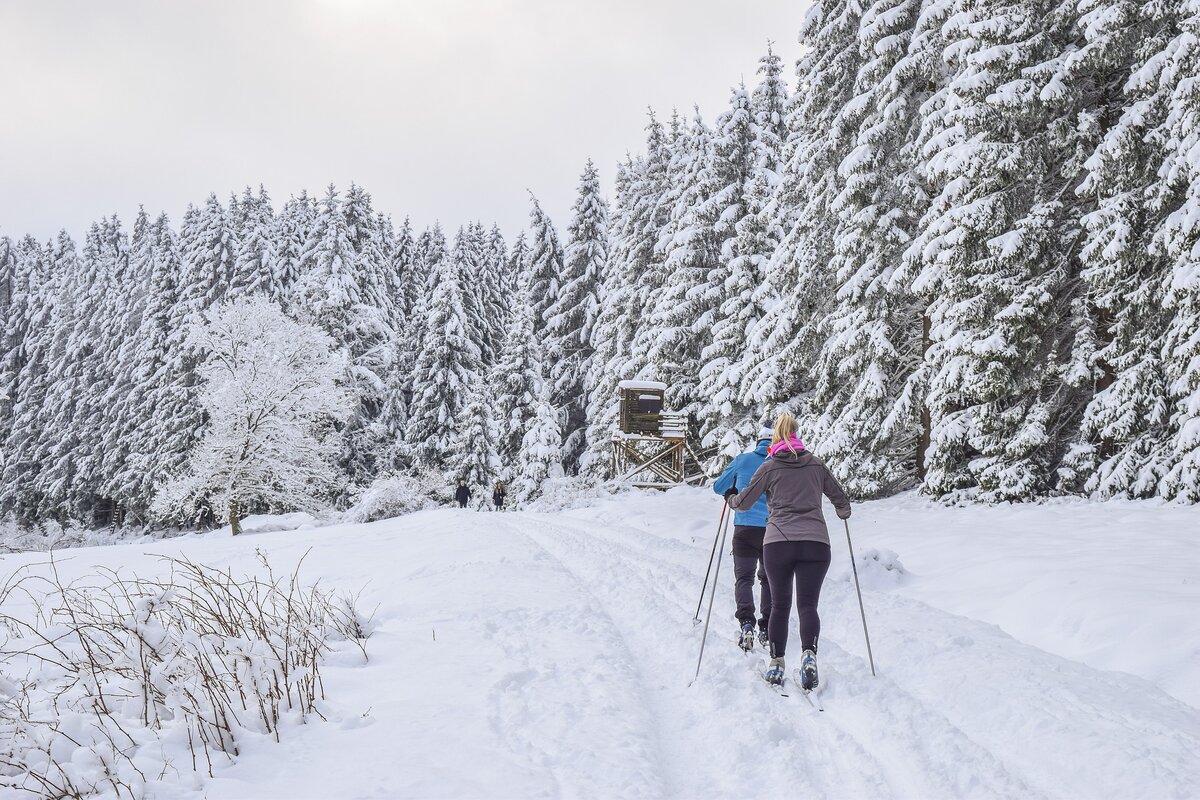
[831,547,909,591]
[521,477,621,512]
[0,553,369,798]
[345,474,438,523]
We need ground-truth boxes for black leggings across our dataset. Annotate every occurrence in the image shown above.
[764,540,831,658]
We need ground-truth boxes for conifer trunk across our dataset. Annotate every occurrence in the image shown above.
[229,498,242,536]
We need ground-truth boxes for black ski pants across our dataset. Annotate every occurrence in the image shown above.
[732,525,771,630]
[764,540,831,658]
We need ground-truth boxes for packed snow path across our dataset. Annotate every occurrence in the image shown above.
[3,489,1198,799]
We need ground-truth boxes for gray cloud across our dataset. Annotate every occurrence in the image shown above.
[1,0,809,242]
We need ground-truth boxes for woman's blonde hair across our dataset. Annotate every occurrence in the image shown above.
[772,412,799,451]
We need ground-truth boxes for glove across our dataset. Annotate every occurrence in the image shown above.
[724,488,739,507]
[837,506,852,520]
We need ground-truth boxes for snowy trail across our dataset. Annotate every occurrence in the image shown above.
[515,512,1030,800]
[3,489,1198,799]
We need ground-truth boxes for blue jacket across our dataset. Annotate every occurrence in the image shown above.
[712,440,770,527]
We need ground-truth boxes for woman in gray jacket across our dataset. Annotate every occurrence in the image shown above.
[726,412,851,690]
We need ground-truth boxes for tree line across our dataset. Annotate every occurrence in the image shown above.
[584,1,1199,504]
[3,0,1199,533]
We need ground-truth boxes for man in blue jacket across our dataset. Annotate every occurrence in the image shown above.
[712,421,773,651]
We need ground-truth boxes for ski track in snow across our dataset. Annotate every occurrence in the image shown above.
[3,493,1198,800]
[516,512,1029,800]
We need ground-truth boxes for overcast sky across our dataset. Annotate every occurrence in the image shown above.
[1,0,809,244]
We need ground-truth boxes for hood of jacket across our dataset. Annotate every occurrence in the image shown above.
[771,447,819,468]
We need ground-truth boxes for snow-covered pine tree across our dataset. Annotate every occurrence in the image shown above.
[1067,0,1181,498]
[633,113,688,388]
[116,213,187,519]
[643,111,722,423]
[390,216,418,320]
[1153,2,1200,501]
[526,194,564,335]
[480,223,511,362]
[417,224,449,301]
[620,112,674,383]
[802,0,928,497]
[69,216,131,523]
[343,183,398,327]
[750,42,790,176]
[27,233,86,523]
[900,0,1093,500]
[293,185,394,486]
[404,246,481,467]
[546,160,609,473]
[490,255,564,502]
[377,216,416,470]
[506,229,529,298]
[151,296,352,533]
[0,237,38,460]
[453,223,496,366]
[275,191,317,311]
[179,194,236,316]
[0,234,15,476]
[385,224,449,470]
[740,1,866,420]
[734,46,791,403]
[728,45,794,409]
[449,373,499,488]
[97,210,157,522]
[695,84,762,456]
[580,157,637,478]
[513,371,564,504]
[0,236,50,523]
[231,185,277,299]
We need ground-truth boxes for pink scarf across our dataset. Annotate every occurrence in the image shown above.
[768,435,806,457]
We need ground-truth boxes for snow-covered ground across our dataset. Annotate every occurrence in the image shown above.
[1,487,1197,799]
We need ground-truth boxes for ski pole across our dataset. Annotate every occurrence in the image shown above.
[691,506,731,685]
[692,503,727,624]
[844,518,876,677]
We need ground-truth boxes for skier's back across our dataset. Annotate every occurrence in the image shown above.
[712,421,775,650]
[727,413,851,689]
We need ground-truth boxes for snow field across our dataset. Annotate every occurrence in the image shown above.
[1,488,1198,799]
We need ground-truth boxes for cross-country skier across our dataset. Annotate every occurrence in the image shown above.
[712,420,774,651]
[455,479,471,509]
[725,412,851,690]
[492,481,507,511]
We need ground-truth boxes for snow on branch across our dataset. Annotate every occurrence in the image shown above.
[0,552,370,798]
[151,296,353,532]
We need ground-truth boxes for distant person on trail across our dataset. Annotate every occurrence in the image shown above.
[493,482,507,511]
[712,420,774,652]
[455,480,471,509]
[725,412,851,691]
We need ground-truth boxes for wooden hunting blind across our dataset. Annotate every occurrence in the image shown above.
[619,383,666,436]
[612,380,708,489]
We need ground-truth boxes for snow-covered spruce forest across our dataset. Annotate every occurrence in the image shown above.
[4,1,1200,535]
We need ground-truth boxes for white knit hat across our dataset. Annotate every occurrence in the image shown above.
[758,424,774,440]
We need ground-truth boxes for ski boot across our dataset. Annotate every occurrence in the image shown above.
[758,628,769,649]
[764,657,785,686]
[738,622,756,651]
[800,649,819,691]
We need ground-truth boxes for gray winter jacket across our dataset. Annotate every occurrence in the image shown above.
[728,448,851,547]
